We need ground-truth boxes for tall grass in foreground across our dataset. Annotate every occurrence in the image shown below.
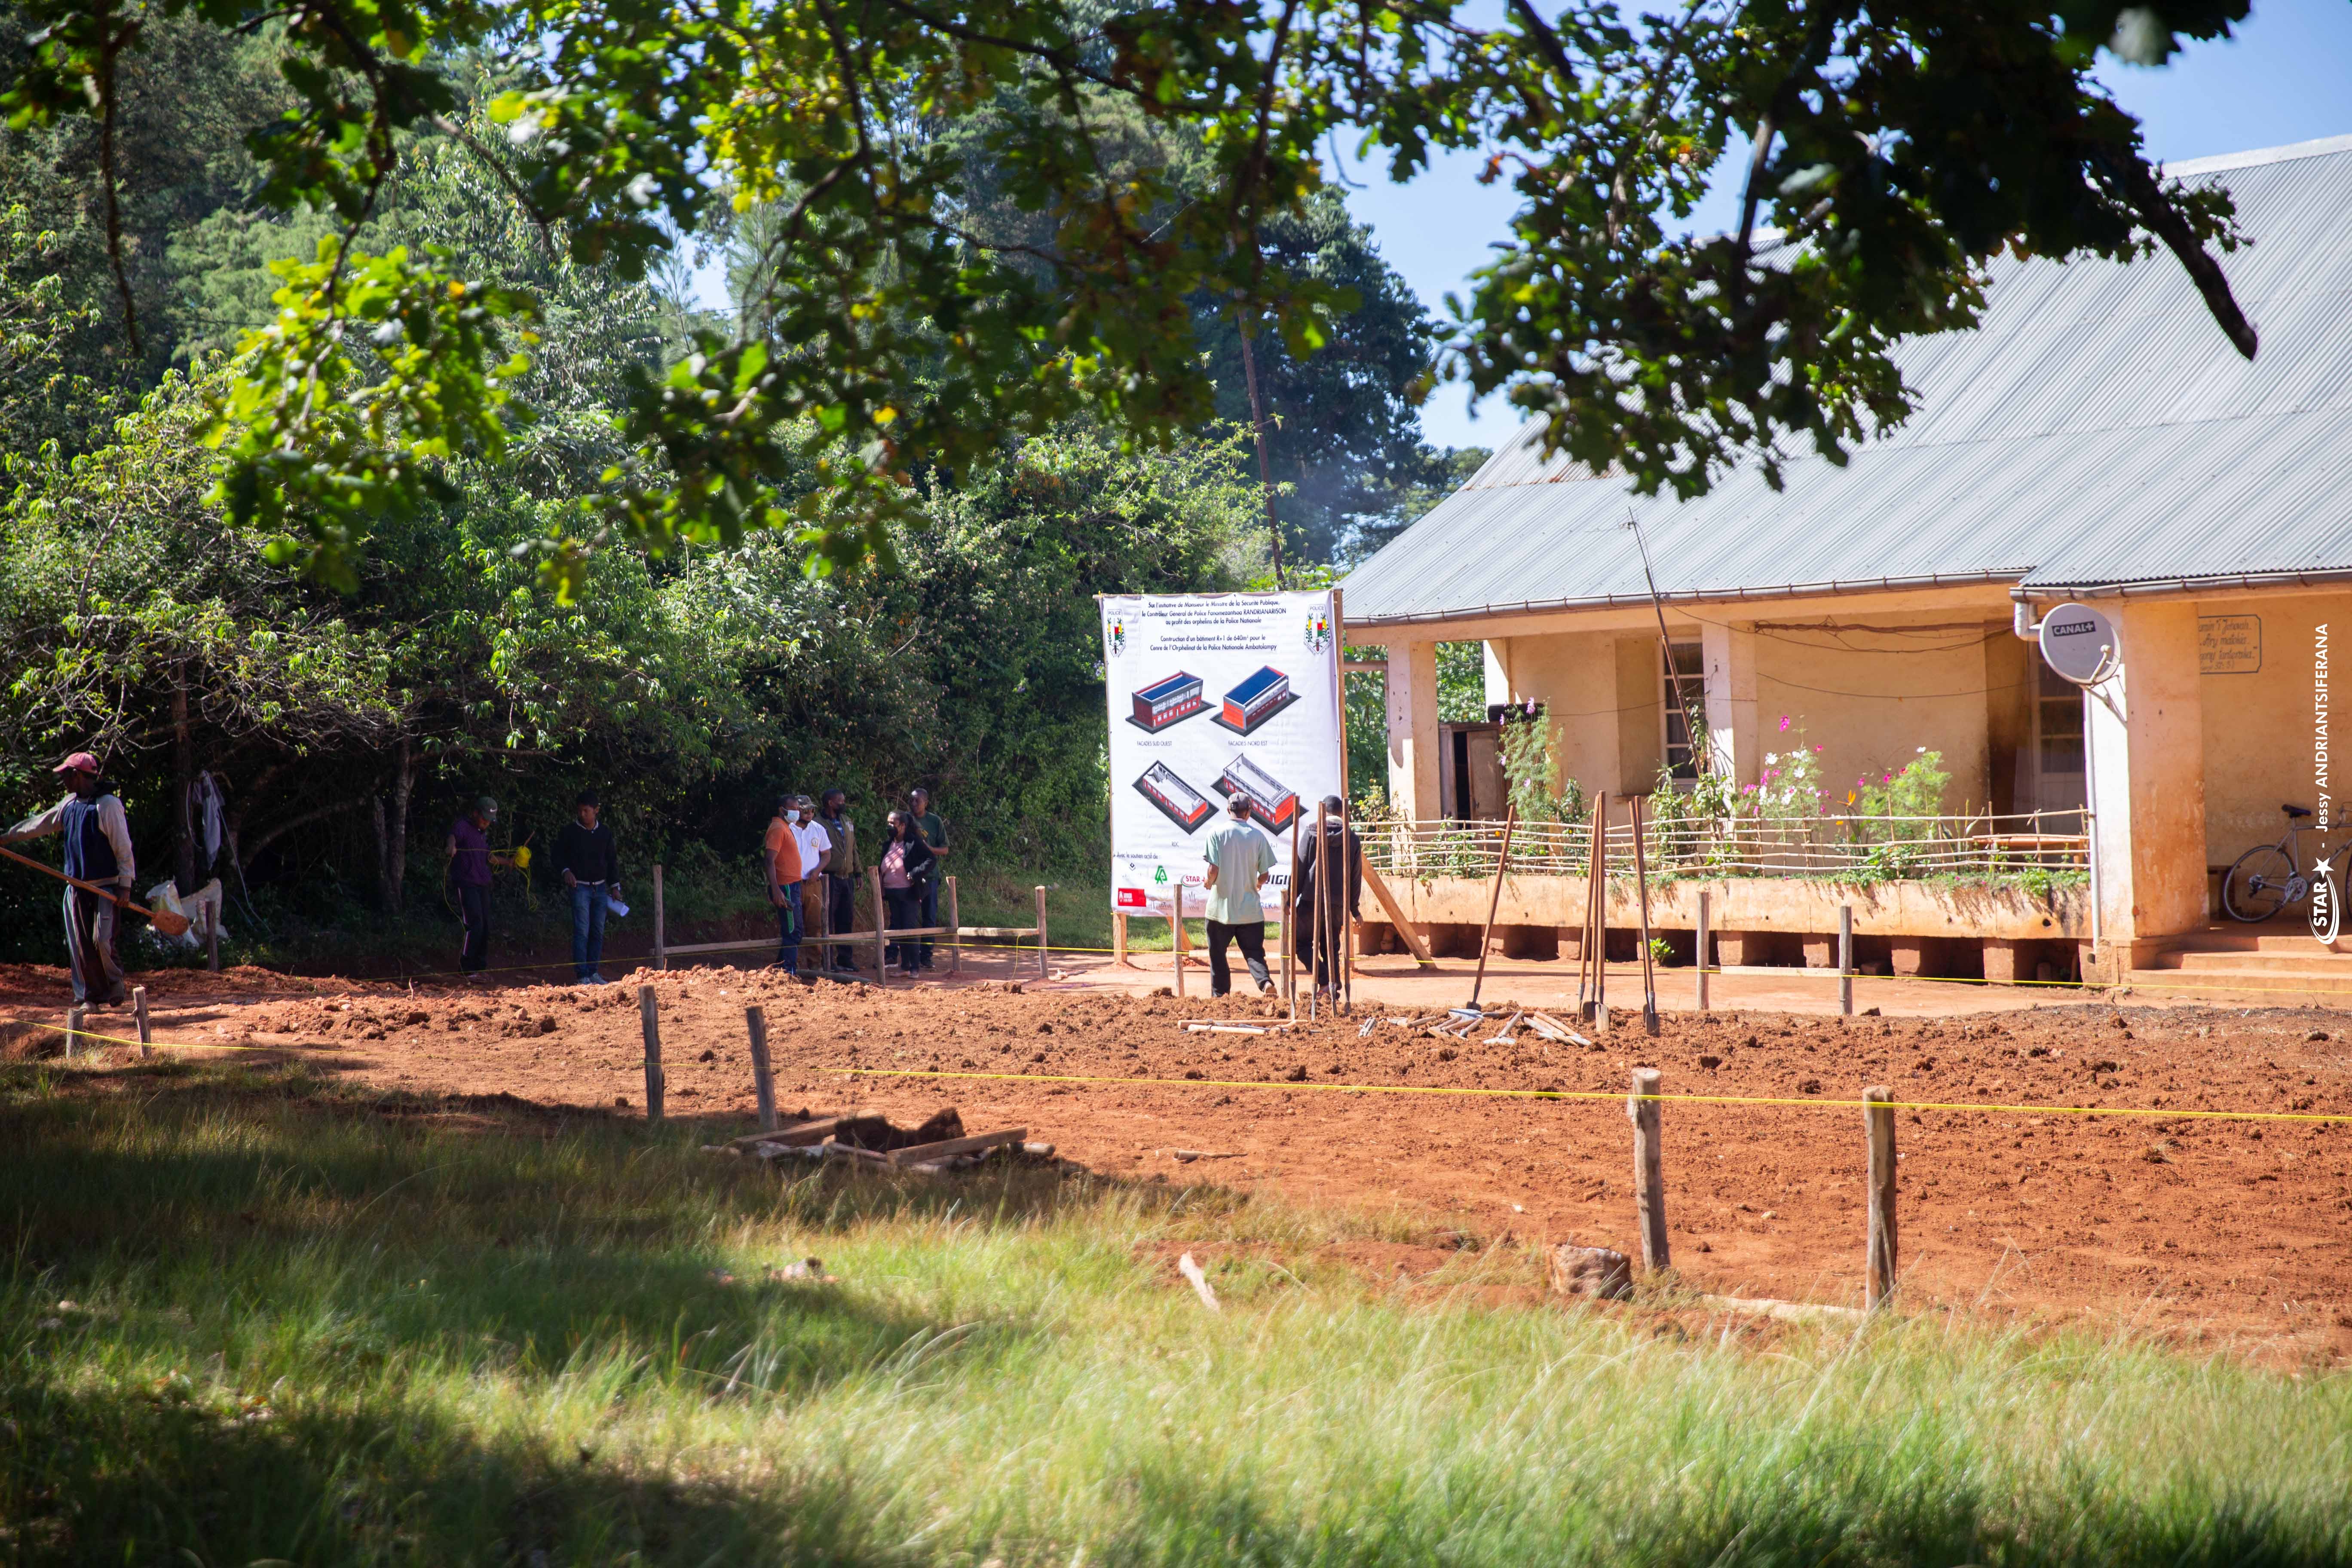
[3,1061,2347,1568]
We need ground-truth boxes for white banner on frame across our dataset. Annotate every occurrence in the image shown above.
[1101,591,1343,917]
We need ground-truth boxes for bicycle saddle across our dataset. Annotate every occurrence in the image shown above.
[2284,804,2314,818]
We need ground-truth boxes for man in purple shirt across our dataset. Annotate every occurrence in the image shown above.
[444,796,505,974]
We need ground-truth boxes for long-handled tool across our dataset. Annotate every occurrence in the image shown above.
[0,843,192,937]
[1452,799,1519,1025]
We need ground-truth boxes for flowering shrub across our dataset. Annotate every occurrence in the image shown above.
[1850,748,1951,878]
[1749,721,1825,824]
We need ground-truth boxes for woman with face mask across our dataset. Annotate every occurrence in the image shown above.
[764,796,807,976]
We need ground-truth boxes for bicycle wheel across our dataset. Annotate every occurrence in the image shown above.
[2222,844,2297,922]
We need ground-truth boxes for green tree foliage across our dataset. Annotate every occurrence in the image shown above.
[0,0,2260,585]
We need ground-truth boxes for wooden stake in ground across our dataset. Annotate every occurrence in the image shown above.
[638,985,666,1125]
[652,863,668,971]
[1113,908,1127,969]
[1309,800,1326,1021]
[1864,1084,1898,1307]
[1696,888,1711,1012]
[868,867,888,983]
[64,1004,83,1061]
[1035,885,1050,977]
[132,985,151,1059]
[1466,800,1519,1012]
[1586,794,1609,1031]
[948,875,962,976]
[1839,903,1855,1016]
[1628,1066,1669,1272]
[1173,881,1187,999]
[205,905,220,973]
[1284,816,1299,1016]
[1630,794,1659,1035]
[745,1005,776,1132]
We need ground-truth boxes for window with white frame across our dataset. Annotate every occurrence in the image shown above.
[1661,641,1705,781]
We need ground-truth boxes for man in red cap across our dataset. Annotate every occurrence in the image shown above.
[1,752,136,1006]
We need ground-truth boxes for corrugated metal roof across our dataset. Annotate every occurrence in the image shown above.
[1342,137,2352,624]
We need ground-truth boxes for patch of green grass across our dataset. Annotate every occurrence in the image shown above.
[4,1061,2348,1567]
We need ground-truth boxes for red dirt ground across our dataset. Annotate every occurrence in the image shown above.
[6,960,2349,1362]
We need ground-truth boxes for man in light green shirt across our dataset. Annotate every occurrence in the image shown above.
[1200,793,1277,996]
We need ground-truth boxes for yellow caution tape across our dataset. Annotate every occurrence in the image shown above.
[842,1067,2352,1125]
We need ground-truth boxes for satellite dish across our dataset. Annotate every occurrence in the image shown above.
[2037,602,2120,686]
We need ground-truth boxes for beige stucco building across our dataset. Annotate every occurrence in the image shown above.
[1340,137,2352,989]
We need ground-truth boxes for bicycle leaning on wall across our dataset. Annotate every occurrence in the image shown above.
[2220,804,2352,922]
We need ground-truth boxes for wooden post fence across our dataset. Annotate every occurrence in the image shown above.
[1173,882,1187,998]
[1629,1066,1669,1272]
[1839,903,1855,1016]
[1865,1084,1898,1308]
[133,985,151,1059]
[1695,889,1712,1012]
[638,985,666,1124]
[1630,794,1658,1035]
[868,867,888,982]
[746,1005,776,1132]
[948,875,962,975]
[652,864,668,971]
[1113,909,1127,968]
[1035,885,1050,977]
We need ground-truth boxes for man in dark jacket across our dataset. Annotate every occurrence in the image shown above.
[1290,796,1361,997]
[444,796,506,974]
[554,790,622,984]
[2,751,135,1006]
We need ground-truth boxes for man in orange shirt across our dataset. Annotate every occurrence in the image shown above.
[763,795,808,976]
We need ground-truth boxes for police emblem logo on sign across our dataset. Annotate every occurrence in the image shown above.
[1303,609,1332,655]
[1107,615,1127,657]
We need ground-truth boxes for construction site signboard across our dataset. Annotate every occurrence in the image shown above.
[1101,590,1344,917]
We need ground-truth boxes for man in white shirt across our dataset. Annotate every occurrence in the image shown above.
[1,751,136,1006]
[1200,792,1277,997]
[793,795,833,965]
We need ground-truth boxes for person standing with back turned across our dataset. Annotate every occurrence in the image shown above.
[0,751,136,1007]
[1292,795,1361,1000]
[1200,792,1277,996]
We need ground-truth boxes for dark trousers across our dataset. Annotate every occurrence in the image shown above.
[1297,903,1346,987]
[916,878,940,969]
[1205,919,1270,996]
[826,874,857,970]
[63,888,127,1006]
[774,880,802,974]
[570,883,609,980]
[457,882,491,973]
[883,886,922,970]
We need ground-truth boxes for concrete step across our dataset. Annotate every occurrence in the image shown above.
[2125,963,2352,998]
[2159,949,2352,973]
[2150,929,2348,955]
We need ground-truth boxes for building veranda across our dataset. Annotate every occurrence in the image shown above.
[1340,137,2352,993]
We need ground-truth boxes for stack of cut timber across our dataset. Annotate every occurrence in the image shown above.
[713,1109,1049,1174]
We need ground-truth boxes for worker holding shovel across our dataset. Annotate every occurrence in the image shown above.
[1,752,137,1007]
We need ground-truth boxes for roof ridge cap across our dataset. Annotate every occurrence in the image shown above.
[2163,134,2352,178]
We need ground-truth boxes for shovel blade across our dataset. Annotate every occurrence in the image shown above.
[148,903,192,938]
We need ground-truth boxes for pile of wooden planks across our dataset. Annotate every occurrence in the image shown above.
[706,1108,1053,1173]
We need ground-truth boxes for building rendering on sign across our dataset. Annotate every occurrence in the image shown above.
[1134,762,1215,832]
[1218,752,1300,832]
[1218,666,1293,735]
[1339,136,2352,995]
[1130,672,1206,732]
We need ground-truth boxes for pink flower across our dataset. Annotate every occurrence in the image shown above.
[1778,716,1792,732]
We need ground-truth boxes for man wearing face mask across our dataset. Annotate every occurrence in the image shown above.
[763,795,807,975]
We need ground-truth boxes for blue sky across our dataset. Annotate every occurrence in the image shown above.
[1344,0,2352,450]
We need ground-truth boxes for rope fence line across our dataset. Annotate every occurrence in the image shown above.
[12,1017,2344,1127]
[839,1067,2352,1126]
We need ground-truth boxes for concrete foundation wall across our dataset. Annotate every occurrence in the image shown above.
[1375,872,2086,942]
